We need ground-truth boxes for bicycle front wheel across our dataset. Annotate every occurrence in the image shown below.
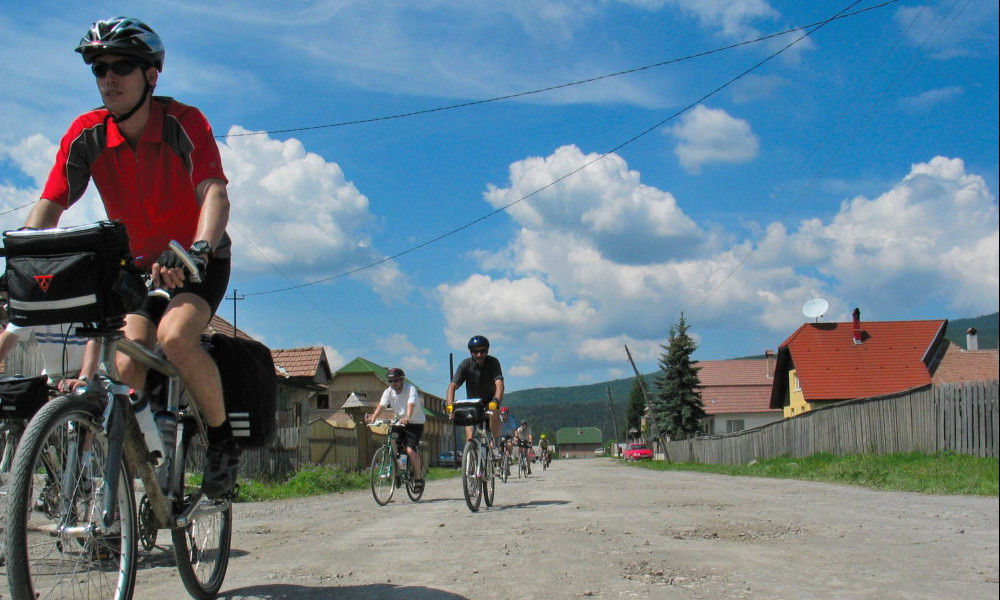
[461,440,481,512]
[518,453,528,478]
[483,447,496,508]
[172,423,233,600]
[5,394,138,600]
[1,421,24,566]
[500,451,510,483]
[370,446,396,506]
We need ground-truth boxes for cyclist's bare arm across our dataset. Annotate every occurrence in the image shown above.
[24,198,65,228]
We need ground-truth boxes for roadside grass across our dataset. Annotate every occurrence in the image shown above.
[623,451,998,496]
[236,464,462,502]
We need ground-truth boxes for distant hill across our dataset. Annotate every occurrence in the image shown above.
[505,312,998,442]
[945,312,998,350]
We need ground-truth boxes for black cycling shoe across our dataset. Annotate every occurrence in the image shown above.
[202,438,242,499]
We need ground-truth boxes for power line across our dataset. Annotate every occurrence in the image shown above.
[218,1,902,139]
[245,0,869,298]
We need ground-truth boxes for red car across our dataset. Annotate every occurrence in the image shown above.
[623,442,653,461]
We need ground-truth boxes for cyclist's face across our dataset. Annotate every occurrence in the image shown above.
[93,55,155,115]
[470,346,488,364]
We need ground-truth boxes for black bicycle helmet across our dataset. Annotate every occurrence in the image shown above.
[386,367,405,380]
[76,16,165,71]
[467,335,490,350]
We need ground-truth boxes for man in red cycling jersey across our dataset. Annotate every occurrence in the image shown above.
[24,17,239,498]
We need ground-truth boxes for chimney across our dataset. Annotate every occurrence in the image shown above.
[966,327,979,351]
[852,308,863,345]
[765,349,775,378]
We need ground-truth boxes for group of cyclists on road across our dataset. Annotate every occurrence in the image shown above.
[363,334,553,503]
[0,13,552,600]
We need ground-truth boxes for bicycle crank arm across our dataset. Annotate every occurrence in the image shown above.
[175,495,231,528]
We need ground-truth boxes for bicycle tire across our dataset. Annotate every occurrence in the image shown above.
[500,450,510,483]
[172,425,232,599]
[518,452,527,478]
[5,394,138,600]
[404,456,424,502]
[370,446,396,506]
[461,440,481,512]
[0,421,24,566]
[483,445,496,508]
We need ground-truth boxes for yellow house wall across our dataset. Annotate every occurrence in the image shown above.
[785,369,808,418]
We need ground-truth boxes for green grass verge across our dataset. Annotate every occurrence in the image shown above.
[623,451,998,496]
[236,464,462,502]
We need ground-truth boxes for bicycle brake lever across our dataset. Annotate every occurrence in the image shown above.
[168,240,203,284]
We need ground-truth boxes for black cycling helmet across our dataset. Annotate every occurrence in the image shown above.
[76,17,165,72]
[386,367,405,380]
[467,335,490,350]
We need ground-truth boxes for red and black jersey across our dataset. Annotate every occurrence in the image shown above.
[41,96,229,268]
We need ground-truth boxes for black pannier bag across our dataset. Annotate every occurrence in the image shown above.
[452,398,486,426]
[0,375,50,420]
[203,333,277,449]
[2,221,145,326]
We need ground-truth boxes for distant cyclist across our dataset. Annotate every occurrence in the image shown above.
[514,419,534,474]
[367,367,425,494]
[446,335,505,448]
[497,406,519,465]
[539,434,552,467]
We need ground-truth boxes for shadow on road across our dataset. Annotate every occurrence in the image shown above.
[219,582,469,599]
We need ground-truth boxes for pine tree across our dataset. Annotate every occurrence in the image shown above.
[651,313,705,440]
[624,377,646,440]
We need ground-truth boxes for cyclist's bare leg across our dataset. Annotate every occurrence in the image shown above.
[405,445,422,478]
[116,314,157,391]
[489,411,500,440]
[158,294,225,426]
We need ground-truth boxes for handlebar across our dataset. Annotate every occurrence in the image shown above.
[168,240,203,283]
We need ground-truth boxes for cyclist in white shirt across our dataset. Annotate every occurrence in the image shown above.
[366,367,426,493]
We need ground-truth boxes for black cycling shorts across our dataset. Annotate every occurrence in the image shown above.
[394,423,424,451]
[133,257,231,325]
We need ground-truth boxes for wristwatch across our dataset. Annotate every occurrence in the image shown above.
[189,240,213,257]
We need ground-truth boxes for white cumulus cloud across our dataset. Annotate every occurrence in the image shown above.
[669,105,760,174]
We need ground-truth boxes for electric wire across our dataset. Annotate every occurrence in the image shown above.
[244,0,870,297]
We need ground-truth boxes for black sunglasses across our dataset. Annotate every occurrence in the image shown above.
[388,378,403,383]
[91,59,149,78]
[470,348,488,355]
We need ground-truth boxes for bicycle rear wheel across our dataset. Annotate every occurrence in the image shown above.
[483,447,496,508]
[5,395,138,600]
[461,440,481,512]
[405,457,424,502]
[370,446,396,506]
[172,421,232,599]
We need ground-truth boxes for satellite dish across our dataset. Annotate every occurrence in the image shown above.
[802,298,829,321]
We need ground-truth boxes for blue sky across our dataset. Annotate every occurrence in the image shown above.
[1,1,997,395]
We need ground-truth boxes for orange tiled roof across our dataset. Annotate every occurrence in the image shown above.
[205,315,255,341]
[271,347,326,379]
[777,319,946,402]
[933,342,999,383]
[697,359,778,415]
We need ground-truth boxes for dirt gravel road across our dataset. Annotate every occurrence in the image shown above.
[99,458,1000,599]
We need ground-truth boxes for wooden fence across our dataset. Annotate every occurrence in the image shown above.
[659,380,999,465]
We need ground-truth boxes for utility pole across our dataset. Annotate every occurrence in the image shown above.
[606,386,620,456]
[225,289,244,337]
[624,344,669,462]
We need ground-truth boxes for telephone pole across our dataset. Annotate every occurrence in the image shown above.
[225,289,244,336]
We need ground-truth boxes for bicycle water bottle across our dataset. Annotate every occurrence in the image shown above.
[130,393,165,465]
[400,453,408,470]
[154,412,177,488]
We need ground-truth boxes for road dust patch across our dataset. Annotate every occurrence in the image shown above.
[664,519,807,543]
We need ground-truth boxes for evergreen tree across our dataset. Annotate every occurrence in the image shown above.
[651,313,705,440]
[624,377,646,440]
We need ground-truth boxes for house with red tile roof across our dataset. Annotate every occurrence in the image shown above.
[769,309,950,417]
[932,327,998,384]
[697,358,782,434]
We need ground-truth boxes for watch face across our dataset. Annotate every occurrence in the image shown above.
[191,241,212,255]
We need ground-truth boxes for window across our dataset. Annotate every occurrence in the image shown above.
[316,393,329,410]
[793,374,801,391]
[726,419,745,433]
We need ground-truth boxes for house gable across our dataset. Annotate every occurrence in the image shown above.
[770,317,947,412]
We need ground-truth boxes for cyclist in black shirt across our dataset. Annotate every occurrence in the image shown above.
[446,335,505,445]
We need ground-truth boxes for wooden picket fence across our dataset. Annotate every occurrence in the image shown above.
[659,380,999,465]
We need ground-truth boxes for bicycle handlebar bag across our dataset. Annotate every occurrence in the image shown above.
[0,375,49,420]
[2,221,145,327]
[203,333,278,449]
[452,398,486,426]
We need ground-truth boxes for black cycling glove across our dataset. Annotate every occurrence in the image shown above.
[155,248,207,279]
